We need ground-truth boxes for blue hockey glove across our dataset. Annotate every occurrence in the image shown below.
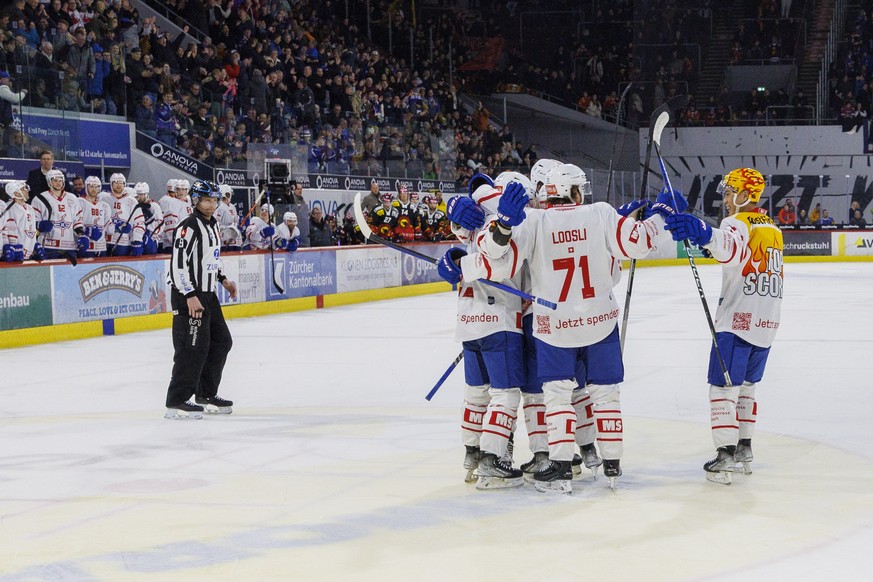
[496,181,527,227]
[437,247,467,285]
[650,188,689,218]
[261,225,275,238]
[85,225,103,241]
[130,240,144,256]
[446,195,485,231]
[32,243,46,261]
[115,221,132,234]
[36,220,53,233]
[143,233,158,255]
[285,237,299,252]
[617,198,649,218]
[76,236,91,254]
[664,214,713,246]
[2,244,16,262]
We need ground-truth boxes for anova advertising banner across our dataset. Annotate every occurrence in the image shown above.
[0,266,52,331]
[52,259,168,324]
[335,246,402,292]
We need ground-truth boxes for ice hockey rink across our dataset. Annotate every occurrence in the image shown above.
[0,261,871,581]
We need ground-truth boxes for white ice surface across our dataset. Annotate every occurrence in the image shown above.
[0,262,871,581]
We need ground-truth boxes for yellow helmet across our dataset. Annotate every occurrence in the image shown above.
[718,168,765,203]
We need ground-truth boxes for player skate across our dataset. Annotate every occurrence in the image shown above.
[195,395,233,415]
[520,451,549,483]
[735,439,753,474]
[603,459,622,491]
[571,453,583,478]
[580,443,602,478]
[463,446,480,483]
[533,460,573,494]
[704,446,736,485]
[164,401,204,420]
[475,453,524,490]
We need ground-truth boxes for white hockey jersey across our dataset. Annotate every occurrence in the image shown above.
[140,200,164,241]
[78,197,111,253]
[246,217,278,249]
[702,208,783,347]
[100,192,145,246]
[30,190,84,251]
[2,202,39,257]
[159,195,192,247]
[475,202,670,348]
[277,222,300,244]
[214,201,239,229]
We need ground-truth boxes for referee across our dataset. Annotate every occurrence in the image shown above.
[164,179,238,419]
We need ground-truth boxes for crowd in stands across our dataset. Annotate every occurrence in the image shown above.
[777,196,870,227]
[829,1,873,127]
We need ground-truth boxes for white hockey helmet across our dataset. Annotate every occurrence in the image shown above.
[85,175,101,187]
[110,172,126,184]
[166,178,177,191]
[218,184,233,199]
[541,163,590,204]
[122,186,136,198]
[177,179,191,191]
[283,211,298,223]
[494,171,535,200]
[530,158,560,190]
[46,169,65,189]
[5,180,28,200]
[134,182,150,197]
[260,203,274,215]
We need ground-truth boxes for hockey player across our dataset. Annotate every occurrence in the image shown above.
[438,175,527,490]
[159,179,192,250]
[134,182,163,254]
[244,203,278,250]
[420,196,448,241]
[469,163,676,493]
[215,185,242,250]
[368,193,399,240]
[30,169,89,258]
[100,174,145,256]
[663,167,783,485]
[78,176,110,257]
[276,212,301,252]
[393,185,420,242]
[530,159,560,199]
[1,181,41,261]
[176,179,192,206]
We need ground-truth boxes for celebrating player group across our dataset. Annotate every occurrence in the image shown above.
[435,162,783,494]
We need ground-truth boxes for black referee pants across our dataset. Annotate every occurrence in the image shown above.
[165,289,233,407]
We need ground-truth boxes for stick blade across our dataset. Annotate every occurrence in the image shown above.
[352,193,374,240]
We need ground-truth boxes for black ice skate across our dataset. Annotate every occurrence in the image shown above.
[533,460,573,494]
[463,446,481,483]
[580,443,603,478]
[475,453,524,490]
[735,439,753,475]
[603,459,622,491]
[195,395,233,415]
[704,446,736,485]
[164,401,204,420]
[520,451,550,483]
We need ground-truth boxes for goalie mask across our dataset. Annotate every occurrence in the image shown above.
[718,168,765,204]
[540,163,590,205]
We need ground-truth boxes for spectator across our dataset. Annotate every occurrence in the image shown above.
[134,94,157,137]
[850,209,867,227]
[809,202,821,224]
[308,206,334,247]
[155,92,178,148]
[849,201,862,222]
[818,209,835,226]
[797,208,809,225]
[26,150,54,200]
[471,101,490,132]
[70,176,85,197]
[0,70,27,131]
[361,180,382,215]
[59,28,96,91]
[778,197,796,225]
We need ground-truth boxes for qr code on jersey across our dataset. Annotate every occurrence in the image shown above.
[536,315,551,334]
[732,312,752,331]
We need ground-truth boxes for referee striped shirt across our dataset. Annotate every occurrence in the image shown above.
[168,209,226,296]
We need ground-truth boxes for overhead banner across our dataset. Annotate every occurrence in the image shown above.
[20,112,131,167]
[51,258,168,324]
[295,174,457,195]
[0,266,52,331]
[136,132,212,181]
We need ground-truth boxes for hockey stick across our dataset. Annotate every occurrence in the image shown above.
[651,119,732,387]
[620,94,689,354]
[109,203,140,257]
[605,82,632,204]
[263,179,285,295]
[352,193,558,310]
[425,351,463,401]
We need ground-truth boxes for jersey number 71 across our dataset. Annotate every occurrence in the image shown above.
[553,256,594,302]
